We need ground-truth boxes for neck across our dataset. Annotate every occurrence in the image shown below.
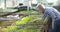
[42,9,45,13]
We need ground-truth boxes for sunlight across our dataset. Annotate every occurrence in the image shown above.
[32,0,37,4]
[47,0,57,3]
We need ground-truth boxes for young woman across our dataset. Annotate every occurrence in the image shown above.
[33,4,60,32]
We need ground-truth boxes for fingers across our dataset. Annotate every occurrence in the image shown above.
[32,20,36,22]
[32,19,38,22]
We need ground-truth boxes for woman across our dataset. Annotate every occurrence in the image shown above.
[33,4,60,32]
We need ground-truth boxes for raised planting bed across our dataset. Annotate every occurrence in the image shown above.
[0,9,18,16]
[0,15,47,32]
[0,14,28,28]
[18,10,40,15]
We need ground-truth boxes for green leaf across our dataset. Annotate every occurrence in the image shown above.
[15,16,31,26]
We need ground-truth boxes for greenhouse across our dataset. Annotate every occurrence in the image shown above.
[0,0,60,32]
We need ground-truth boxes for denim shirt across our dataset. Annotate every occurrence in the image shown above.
[42,7,60,21]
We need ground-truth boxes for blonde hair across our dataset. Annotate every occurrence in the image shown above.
[36,4,45,10]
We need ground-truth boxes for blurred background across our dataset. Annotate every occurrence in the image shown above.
[0,0,60,10]
[0,0,60,32]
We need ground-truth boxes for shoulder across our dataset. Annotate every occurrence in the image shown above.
[45,7,54,10]
[45,7,55,11]
[44,7,54,13]
[45,7,58,12]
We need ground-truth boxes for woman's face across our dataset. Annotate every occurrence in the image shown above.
[38,7,44,14]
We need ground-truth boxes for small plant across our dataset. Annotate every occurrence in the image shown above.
[15,16,31,26]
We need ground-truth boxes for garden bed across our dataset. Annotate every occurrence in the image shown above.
[18,10,40,15]
[0,10,45,32]
[0,15,46,32]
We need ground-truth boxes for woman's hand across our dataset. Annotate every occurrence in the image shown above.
[32,18,42,22]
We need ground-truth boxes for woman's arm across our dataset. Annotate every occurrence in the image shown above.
[52,18,55,29]
[32,18,42,22]
[32,16,48,22]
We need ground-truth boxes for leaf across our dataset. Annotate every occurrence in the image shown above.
[15,16,31,26]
